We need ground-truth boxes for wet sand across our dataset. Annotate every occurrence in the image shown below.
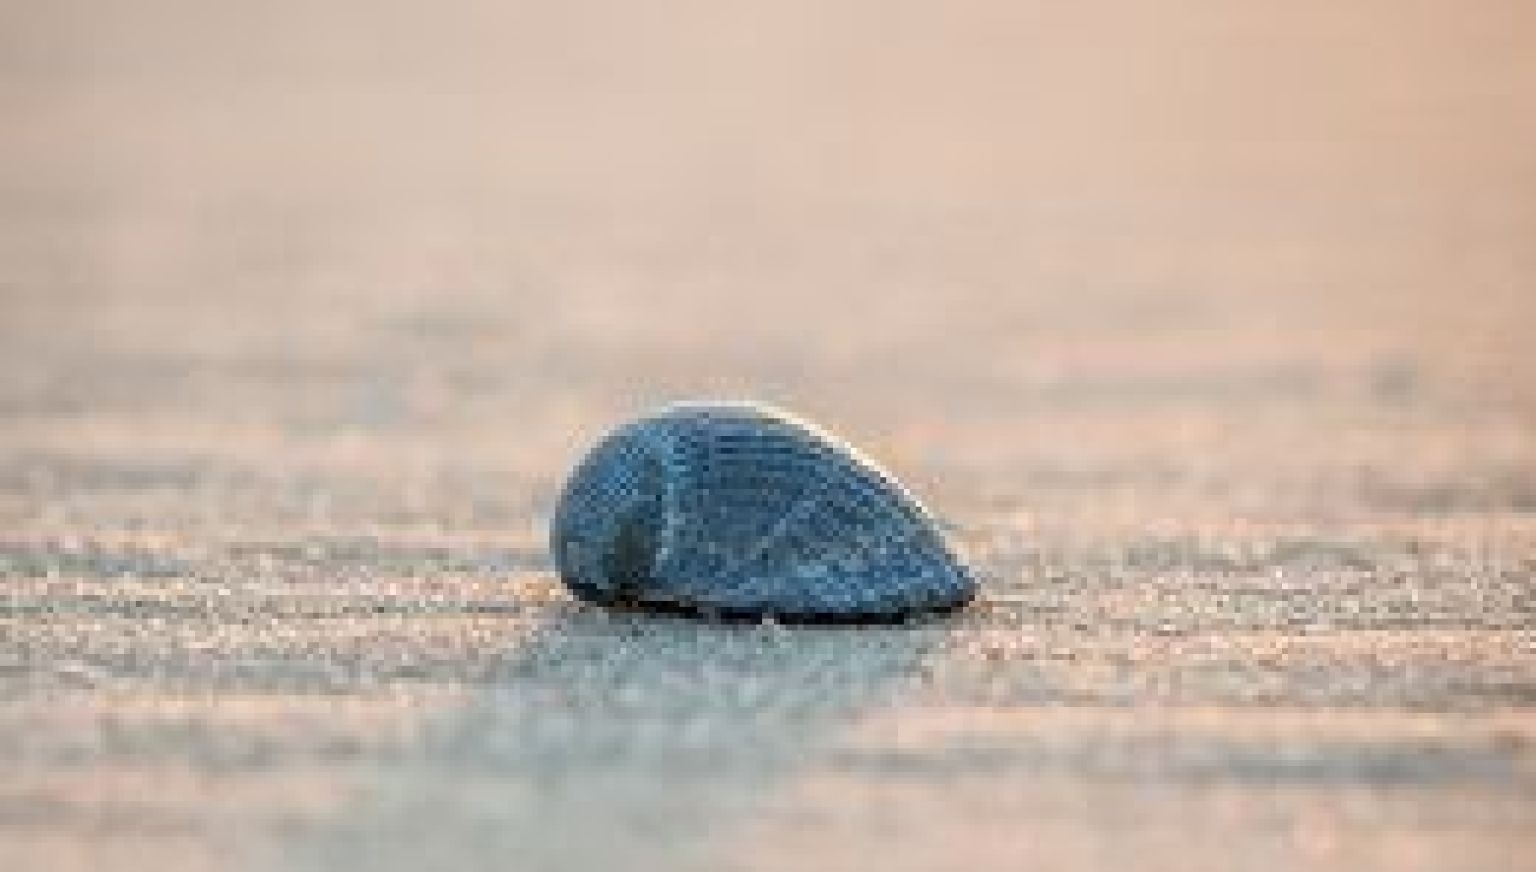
[2,2,1535,870]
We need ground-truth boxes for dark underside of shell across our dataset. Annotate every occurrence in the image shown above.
[551,402,976,622]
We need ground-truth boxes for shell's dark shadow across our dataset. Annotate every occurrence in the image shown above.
[290,576,965,872]
[586,595,972,626]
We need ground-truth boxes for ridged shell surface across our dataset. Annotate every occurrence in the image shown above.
[551,402,975,620]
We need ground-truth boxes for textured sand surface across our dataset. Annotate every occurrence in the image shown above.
[2,2,1535,870]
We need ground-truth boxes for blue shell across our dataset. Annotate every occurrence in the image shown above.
[551,402,975,621]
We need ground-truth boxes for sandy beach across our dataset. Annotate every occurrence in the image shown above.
[2,2,1534,869]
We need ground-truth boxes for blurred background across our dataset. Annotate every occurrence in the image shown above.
[2,3,1534,870]
[5,1,1533,470]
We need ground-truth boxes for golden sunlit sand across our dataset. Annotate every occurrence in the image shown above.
[2,2,1534,870]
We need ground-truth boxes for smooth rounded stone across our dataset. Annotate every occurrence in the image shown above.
[551,401,976,622]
